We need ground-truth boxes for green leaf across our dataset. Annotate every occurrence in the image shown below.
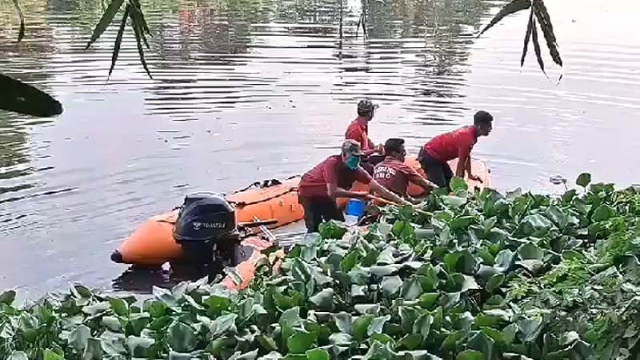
[376,247,396,265]
[126,336,155,358]
[108,5,130,77]
[450,176,468,192]
[85,0,125,49]
[205,295,231,314]
[168,321,198,352]
[309,288,334,311]
[441,330,466,351]
[333,312,352,334]
[456,350,485,360]
[354,304,380,315]
[306,348,330,360]
[280,307,302,327]
[9,351,28,360]
[519,214,554,237]
[413,313,433,338]
[518,316,544,342]
[260,352,284,360]
[319,221,347,239]
[0,290,16,305]
[341,251,359,272]
[110,298,129,317]
[83,301,111,316]
[591,204,615,222]
[329,332,352,345]
[367,315,390,335]
[398,334,423,350]
[43,349,64,360]
[517,243,544,260]
[494,250,514,272]
[442,196,467,208]
[486,274,505,293]
[352,314,375,341]
[287,330,317,354]
[516,259,545,274]
[478,0,531,37]
[400,277,424,301]
[257,334,278,352]
[468,331,495,359]
[153,286,178,307]
[84,338,104,360]
[576,173,591,187]
[381,276,403,297]
[69,324,91,351]
[502,323,518,344]
[418,293,439,310]
[475,309,511,327]
[211,313,238,337]
[400,307,421,334]
[229,349,260,360]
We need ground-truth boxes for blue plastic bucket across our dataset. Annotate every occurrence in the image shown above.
[345,199,366,218]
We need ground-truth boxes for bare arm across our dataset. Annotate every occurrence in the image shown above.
[370,180,412,206]
[456,146,471,178]
[413,176,439,192]
[462,149,482,182]
[327,182,369,199]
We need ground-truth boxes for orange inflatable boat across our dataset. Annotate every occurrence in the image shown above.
[111,156,492,267]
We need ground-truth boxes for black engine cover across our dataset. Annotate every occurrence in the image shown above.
[173,192,237,243]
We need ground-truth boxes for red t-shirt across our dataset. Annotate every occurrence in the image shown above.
[373,157,424,196]
[298,155,372,198]
[424,126,478,162]
[345,118,375,155]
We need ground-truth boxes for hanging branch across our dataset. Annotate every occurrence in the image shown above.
[11,0,25,42]
[478,0,562,77]
[85,0,153,79]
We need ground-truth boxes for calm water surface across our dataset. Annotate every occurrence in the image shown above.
[1,0,639,296]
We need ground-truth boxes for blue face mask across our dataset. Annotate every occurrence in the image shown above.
[346,155,360,170]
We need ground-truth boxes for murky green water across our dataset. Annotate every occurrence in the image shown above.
[1,0,639,296]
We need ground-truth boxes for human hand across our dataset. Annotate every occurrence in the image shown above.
[375,144,384,154]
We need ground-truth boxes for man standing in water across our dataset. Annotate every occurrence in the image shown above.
[298,139,412,233]
[373,138,439,203]
[345,99,385,173]
[418,110,493,190]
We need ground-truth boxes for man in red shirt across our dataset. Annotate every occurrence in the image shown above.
[345,99,385,174]
[298,139,411,233]
[418,110,493,190]
[373,138,439,203]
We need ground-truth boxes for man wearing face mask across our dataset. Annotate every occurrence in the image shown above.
[298,139,412,233]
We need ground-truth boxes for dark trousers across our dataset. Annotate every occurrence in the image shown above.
[418,148,453,190]
[361,154,385,175]
[299,196,345,233]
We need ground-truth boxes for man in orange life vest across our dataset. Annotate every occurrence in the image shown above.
[345,99,385,174]
[373,138,439,203]
[297,139,412,233]
[418,110,493,190]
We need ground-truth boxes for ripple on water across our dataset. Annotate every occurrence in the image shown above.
[1,0,640,295]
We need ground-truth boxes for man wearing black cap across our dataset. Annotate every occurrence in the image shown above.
[345,99,385,174]
[298,139,412,233]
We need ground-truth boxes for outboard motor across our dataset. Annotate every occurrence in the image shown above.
[172,192,241,272]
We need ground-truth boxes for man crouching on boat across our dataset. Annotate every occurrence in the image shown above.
[298,139,412,233]
[373,138,439,204]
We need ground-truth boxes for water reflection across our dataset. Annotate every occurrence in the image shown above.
[3,0,639,295]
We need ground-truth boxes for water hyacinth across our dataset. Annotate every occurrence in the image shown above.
[2,173,640,359]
